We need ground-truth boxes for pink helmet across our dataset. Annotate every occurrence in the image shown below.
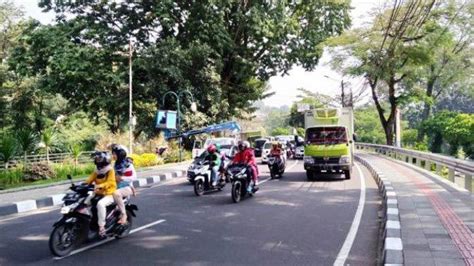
[207,144,217,153]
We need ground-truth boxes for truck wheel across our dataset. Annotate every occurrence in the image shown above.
[306,171,314,181]
[344,170,351,180]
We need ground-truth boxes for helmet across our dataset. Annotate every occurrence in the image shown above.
[207,144,217,153]
[111,144,129,162]
[272,141,279,148]
[92,151,111,169]
[238,141,249,151]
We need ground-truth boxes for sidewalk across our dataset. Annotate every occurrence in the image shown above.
[0,162,190,216]
[359,153,473,266]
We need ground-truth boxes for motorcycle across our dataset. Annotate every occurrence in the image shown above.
[268,155,285,179]
[49,175,138,257]
[228,164,258,203]
[193,161,226,196]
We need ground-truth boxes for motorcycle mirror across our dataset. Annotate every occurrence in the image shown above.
[67,174,72,180]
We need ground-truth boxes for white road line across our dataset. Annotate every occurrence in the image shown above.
[53,219,166,260]
[333,163,366,266]
[259,160,299,185]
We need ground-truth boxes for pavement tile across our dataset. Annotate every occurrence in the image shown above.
[405,256,435,266]
[422,228,449,235]
[404,250,432,258]
[428,244,460,252]
[404,237,429,245]
[427,238,455,245]
[433,258,466,266]
[431,250,463,259]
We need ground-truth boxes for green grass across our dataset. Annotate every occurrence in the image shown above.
[0,163,95,190]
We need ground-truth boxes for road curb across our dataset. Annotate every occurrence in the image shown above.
[0,170,187,217]
[355,154,404,266]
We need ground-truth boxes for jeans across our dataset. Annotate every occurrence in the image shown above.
[210,166,219,183]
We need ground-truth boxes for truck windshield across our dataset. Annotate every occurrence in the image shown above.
[306,127,347,145]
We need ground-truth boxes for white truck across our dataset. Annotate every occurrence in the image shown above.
[303,108,355,180]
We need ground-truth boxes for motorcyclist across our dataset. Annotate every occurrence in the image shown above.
[84,151,117,237]
[270,141,284,167]
[111,144,137,225]
[205,144,221,187]
[232,140,259,190]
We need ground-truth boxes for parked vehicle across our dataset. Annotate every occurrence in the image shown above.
[193,162,226,196]
[49,175,138,257]
[303,108,355,180]
[268,155,285,179]
[228,164,258,203]
[253,138,268,157]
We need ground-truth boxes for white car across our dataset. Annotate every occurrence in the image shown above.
[262,142,287,164]
[295,146,304,159]
[261,142,272,164]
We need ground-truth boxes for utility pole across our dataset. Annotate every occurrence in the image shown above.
[128,37,133,154]
[341,80,345,107]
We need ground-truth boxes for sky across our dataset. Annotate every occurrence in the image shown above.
[16,0,383,107]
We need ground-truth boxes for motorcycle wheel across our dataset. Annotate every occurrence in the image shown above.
[270,171,276,179]
[194,179,205,196]
[49,223,80,257]
[115,210,133,239]
[232,181,242,203]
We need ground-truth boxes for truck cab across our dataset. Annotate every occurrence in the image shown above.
[303,108,354,180]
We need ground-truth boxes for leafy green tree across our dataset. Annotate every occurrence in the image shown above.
[271,127,290,136]
[68,143,84,167]
[354,106,385,144]
[17,129,37,164]
[327,1,438,145]
[19,1,351,136]
[422,111,457,154]
[0,135,17,169]
[444,113,474,158]
[41,128,56,164]
[288,88,331,128]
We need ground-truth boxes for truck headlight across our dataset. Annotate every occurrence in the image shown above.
[339,155,350,164]
[304,156,314,164]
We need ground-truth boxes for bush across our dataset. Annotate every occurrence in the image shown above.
[23,163,56,182]
[130,153,164,168]
[0,167,24,189]
[53,163,95,180]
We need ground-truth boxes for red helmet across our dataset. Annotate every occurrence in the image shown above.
[207,144,217,153]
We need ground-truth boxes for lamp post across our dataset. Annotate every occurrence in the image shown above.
[128,37,134,154]
[162,90,197,161]
[324,74,349,107]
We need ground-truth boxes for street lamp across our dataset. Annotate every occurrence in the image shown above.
[324,74,348,107]
[162,90,197,161]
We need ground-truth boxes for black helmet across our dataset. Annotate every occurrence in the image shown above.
[92,151,111,169]
[111,144,128,161]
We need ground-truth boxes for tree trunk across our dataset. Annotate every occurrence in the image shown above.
[417,76,435,141]
[369,76,398,146]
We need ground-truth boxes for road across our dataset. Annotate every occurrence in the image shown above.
[0,160,381,266]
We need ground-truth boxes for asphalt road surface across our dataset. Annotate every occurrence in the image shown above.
[0,159,381,266]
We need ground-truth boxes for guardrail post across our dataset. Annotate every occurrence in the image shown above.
[435,164,442,175]
[416,158,422,167]
[448,168,455,182]
[424,160,431,171]
[464,174,472,192]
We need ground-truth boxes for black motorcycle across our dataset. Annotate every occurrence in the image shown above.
[268,155,285,179]
[49,175,138,257]
[228,164,258,203]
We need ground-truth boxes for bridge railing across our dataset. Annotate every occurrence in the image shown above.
[355,143,473,192]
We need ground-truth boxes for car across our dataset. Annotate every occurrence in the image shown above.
[261,141,272,164]
[295,145,304,159]
[253,138,268,157]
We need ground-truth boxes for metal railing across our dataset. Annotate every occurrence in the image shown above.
[0,151,95,170]
[355,143,473,192]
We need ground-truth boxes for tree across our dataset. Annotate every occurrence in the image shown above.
[21,1,351,135]
[354,106,386,144]
[0,135,16,169]
[271,127,290,136]
[422,111,457,154]
[288,88,332,128]
[68,143,83,167]
[41,127,56,164]
[17,129,37,164]
[327,1,445,145]
[444,113,474,158]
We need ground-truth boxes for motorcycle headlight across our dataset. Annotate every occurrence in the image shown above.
[304,156,314,164]
[339,155,350,164]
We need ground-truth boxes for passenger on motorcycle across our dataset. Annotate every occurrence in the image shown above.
[111,144,137,225]
[232,141,259,188]
[84,151,117,237]
[270,142,285,165]
[205,144,221,187]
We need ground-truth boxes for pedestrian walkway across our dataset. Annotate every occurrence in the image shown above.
[0,163,189,207]
[359,153,473,266]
